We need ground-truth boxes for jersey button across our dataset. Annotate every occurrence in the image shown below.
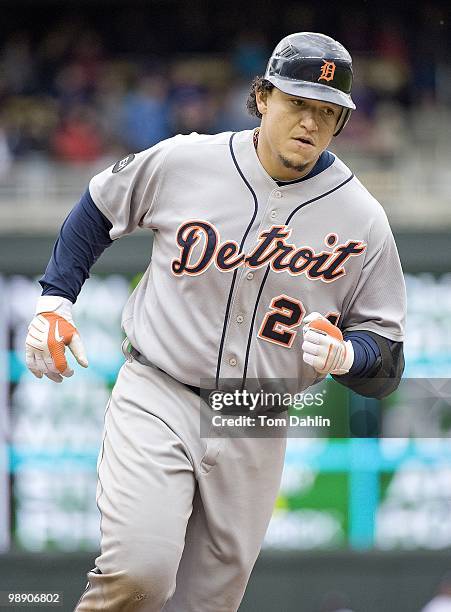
[246,272,254,280]
[270,210,277,219]
[229,357,237,367]
[236,315,244,324]
[274,190,282,198]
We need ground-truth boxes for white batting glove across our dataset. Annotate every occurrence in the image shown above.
[302,312,354,376]
[25,296,88,383]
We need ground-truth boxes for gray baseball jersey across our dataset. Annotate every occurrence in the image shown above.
[89,129,405,390]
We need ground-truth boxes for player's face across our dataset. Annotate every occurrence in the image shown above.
[255,88,341,181]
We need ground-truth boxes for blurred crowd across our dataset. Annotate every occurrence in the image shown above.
[0,3,449,173]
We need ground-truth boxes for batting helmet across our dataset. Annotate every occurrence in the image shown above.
[264,32,355,136]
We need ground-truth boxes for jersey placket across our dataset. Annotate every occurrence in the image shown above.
[218,187,292,383]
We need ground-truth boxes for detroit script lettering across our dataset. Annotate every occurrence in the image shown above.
[171,220,366,282]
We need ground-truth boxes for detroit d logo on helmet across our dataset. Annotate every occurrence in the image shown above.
[318,60,336,82]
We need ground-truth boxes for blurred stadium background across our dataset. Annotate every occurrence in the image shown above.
[0,1,451,610]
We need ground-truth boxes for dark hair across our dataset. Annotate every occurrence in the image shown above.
[246,76,274,119]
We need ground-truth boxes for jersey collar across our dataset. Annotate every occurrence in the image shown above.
[228,130,352,205]
[252,127,335,186]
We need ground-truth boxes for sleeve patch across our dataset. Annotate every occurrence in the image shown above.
[112,153,135,173]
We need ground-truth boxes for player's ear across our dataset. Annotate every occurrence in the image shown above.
[256,88,269,116]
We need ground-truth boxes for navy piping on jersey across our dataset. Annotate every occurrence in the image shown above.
[215,132,259,386]
[241,173,355,387]
[286,172,354,225]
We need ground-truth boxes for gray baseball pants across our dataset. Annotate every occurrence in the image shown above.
[75,354,287,611]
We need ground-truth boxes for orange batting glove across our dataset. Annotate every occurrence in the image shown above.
[25,296,88,383]
[302,312,354,376]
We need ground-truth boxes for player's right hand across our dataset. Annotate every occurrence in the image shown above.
[25,296,88,383]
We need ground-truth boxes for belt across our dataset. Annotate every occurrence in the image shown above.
[125,341,203,398]
[127,344,153,367]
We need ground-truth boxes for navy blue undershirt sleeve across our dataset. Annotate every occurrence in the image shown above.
[344,332,382,377]
[39,189,113,303]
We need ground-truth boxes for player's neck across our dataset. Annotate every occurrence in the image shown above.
[254,128,318,182]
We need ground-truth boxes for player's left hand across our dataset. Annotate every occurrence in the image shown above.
[302,312,354,376]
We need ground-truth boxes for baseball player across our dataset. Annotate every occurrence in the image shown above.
[25,32,406,611]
